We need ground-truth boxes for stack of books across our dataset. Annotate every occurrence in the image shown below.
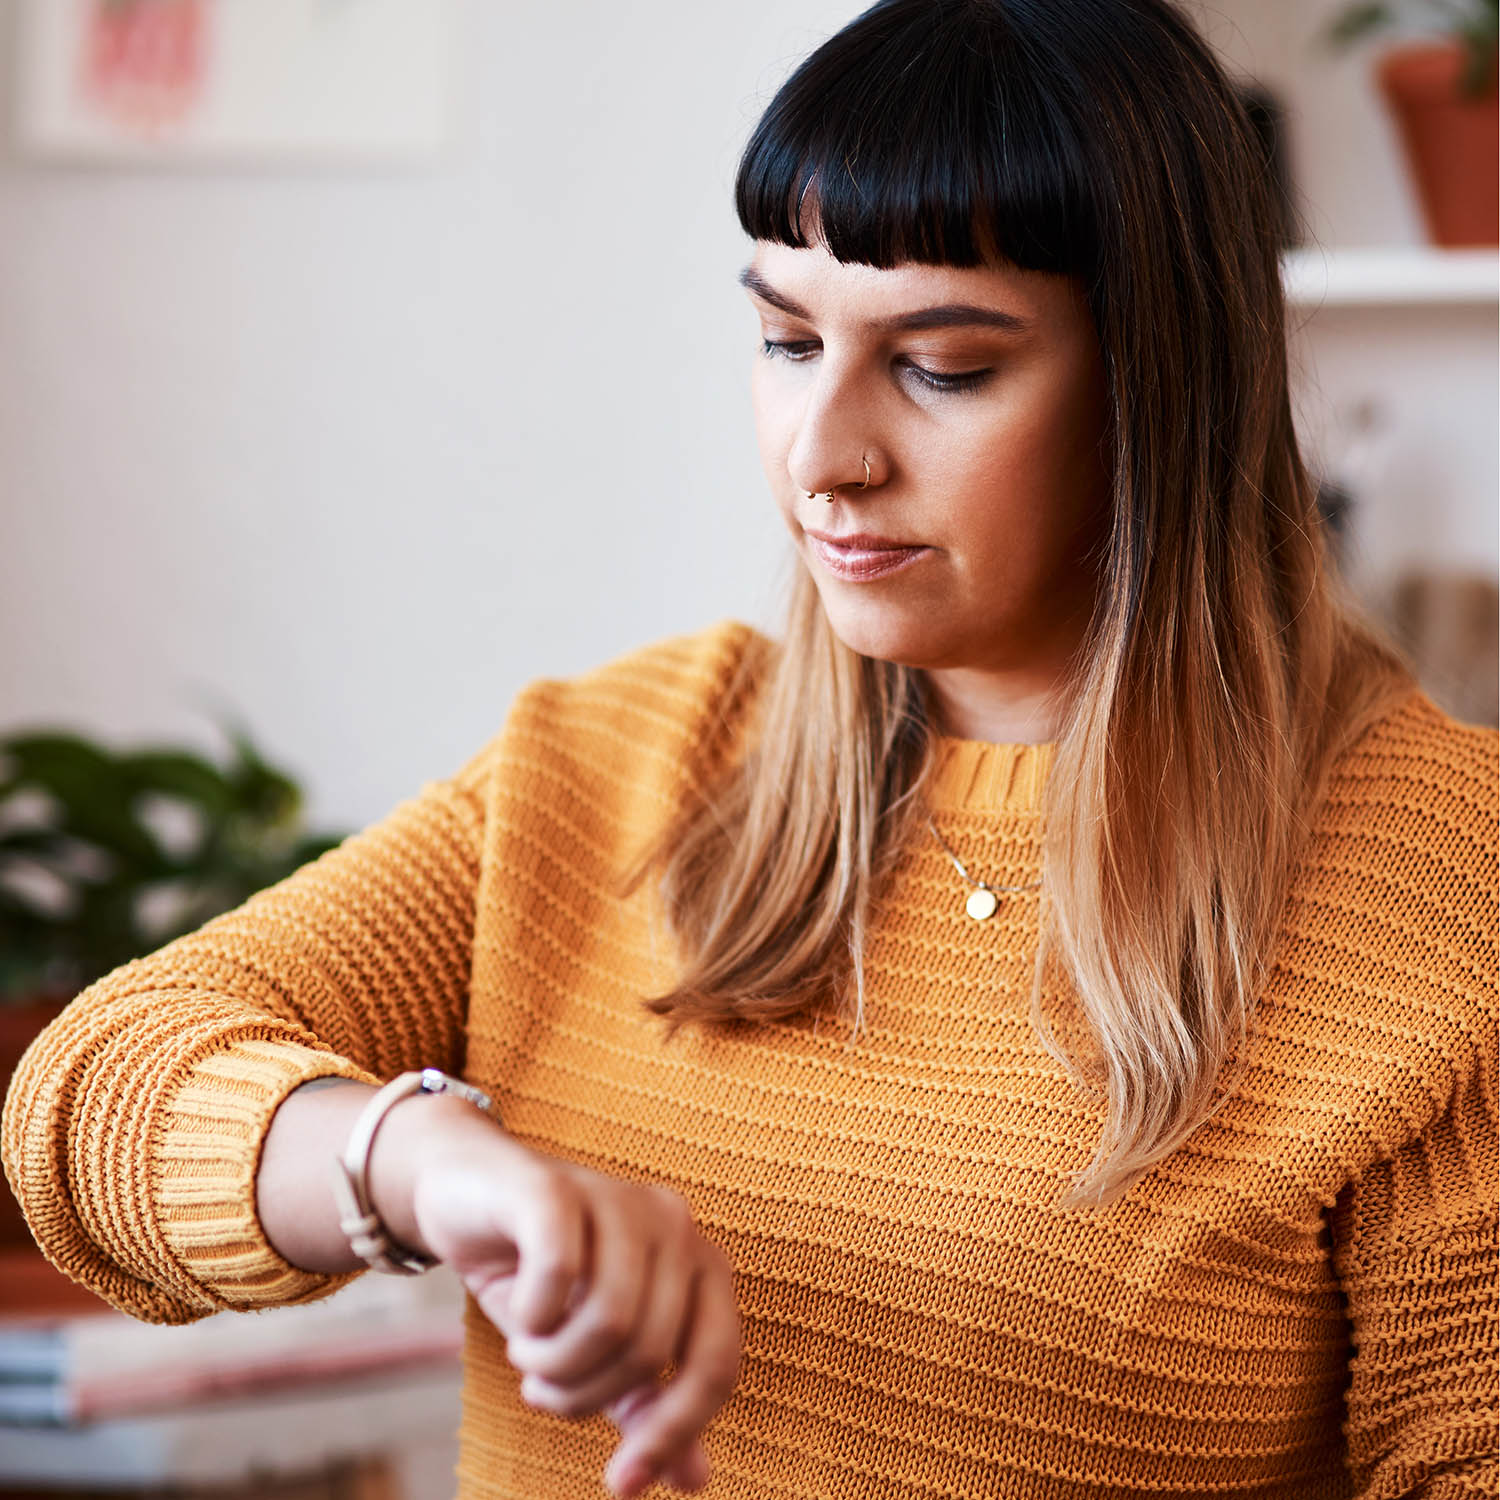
[0,1265,464,1425]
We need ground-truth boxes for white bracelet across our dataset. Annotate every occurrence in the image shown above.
[329,1068,494,1276]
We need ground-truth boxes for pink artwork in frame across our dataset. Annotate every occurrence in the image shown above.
[16,0,456,165]
[78,0,212,138]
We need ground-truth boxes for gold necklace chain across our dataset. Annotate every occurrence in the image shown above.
[926,817,1043,921]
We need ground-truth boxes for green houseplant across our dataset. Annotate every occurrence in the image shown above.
[1327,0,1499,244]
[0,721,347,1253]
[0,722,347,1006]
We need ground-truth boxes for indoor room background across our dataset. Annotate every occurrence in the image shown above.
[0,1,1495,1497]
[0,0,1495,832]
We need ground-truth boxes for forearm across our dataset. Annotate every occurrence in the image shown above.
[3,767,485,1321]
[257,1076,739,1499]
[255,1075,494,1273]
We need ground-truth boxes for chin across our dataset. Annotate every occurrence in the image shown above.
[813,588,956,670]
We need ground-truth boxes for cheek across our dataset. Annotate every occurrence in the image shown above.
[749,366,802,536]
[925,391,1108,586]
[970,370,1107,517]
[749,362,788,470]
[923,408,1046,536]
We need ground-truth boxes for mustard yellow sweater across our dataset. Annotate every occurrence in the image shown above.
[4,622,1497,1499]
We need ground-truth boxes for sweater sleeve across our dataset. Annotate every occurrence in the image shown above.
[1333,943,1499,1494]
[1,747,492,1325]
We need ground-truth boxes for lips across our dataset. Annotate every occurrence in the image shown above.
[803,528,932,582]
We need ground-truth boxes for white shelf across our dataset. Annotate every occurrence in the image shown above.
[1282,247,1500,310]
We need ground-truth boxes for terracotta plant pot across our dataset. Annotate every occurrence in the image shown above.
[1377,41,1500,247]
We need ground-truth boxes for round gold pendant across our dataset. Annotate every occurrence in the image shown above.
[965,887,999,921]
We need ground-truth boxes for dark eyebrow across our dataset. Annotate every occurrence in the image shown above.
[881,303,1030,333]
[737,265,1030,334]
[738,266,810,318]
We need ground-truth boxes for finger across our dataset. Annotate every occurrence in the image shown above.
[602,1249,740,1495]
[606,1388,707,1489]
[464,1269,519,1347]
[522,1192,696,1414]
[658,1436,710,1491]
[486,1164,588,1339]
[508,1186,652,1390]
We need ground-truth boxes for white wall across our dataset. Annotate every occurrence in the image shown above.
[0,0,854,828]
[1,0,1494,833]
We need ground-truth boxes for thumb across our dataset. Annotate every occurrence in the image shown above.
[466,1269,520,1340]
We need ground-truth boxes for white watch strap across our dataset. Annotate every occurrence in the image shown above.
[329,1068,493,1276]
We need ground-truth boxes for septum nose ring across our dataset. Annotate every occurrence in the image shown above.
[806,455,871,504]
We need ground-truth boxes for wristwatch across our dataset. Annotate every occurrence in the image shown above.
[330,1068,494,1275]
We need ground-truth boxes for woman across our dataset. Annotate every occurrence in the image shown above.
[4,1,1495,1496]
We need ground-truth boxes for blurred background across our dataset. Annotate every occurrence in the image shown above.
[0,1,1494,1497]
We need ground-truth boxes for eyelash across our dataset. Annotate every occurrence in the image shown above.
[759,339,993,395]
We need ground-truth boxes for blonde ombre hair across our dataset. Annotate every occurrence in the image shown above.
[637,0,1409,1208]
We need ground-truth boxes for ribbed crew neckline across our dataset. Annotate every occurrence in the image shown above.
[926,737,1054,815]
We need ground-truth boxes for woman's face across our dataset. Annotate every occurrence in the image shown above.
[745,240,1112,720]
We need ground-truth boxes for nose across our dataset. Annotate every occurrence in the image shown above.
[803,453,872,499]
[785,359,882,498]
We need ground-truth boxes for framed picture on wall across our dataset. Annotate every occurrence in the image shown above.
[14,0,457,164]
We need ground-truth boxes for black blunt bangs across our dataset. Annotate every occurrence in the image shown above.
[735,0,1100,277]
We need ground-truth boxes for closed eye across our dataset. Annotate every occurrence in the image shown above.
[900,360,994,394]
[761,338,819,362]
[760,339,993,395]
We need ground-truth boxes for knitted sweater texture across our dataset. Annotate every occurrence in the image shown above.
[4,622,1497,1498]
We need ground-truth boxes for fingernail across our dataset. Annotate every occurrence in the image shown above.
[607,1385,654,1426]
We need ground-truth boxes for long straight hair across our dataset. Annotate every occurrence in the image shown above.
[637,0,1408,1207]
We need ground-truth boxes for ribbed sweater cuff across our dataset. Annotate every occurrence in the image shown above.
[153,1038,377,1311]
